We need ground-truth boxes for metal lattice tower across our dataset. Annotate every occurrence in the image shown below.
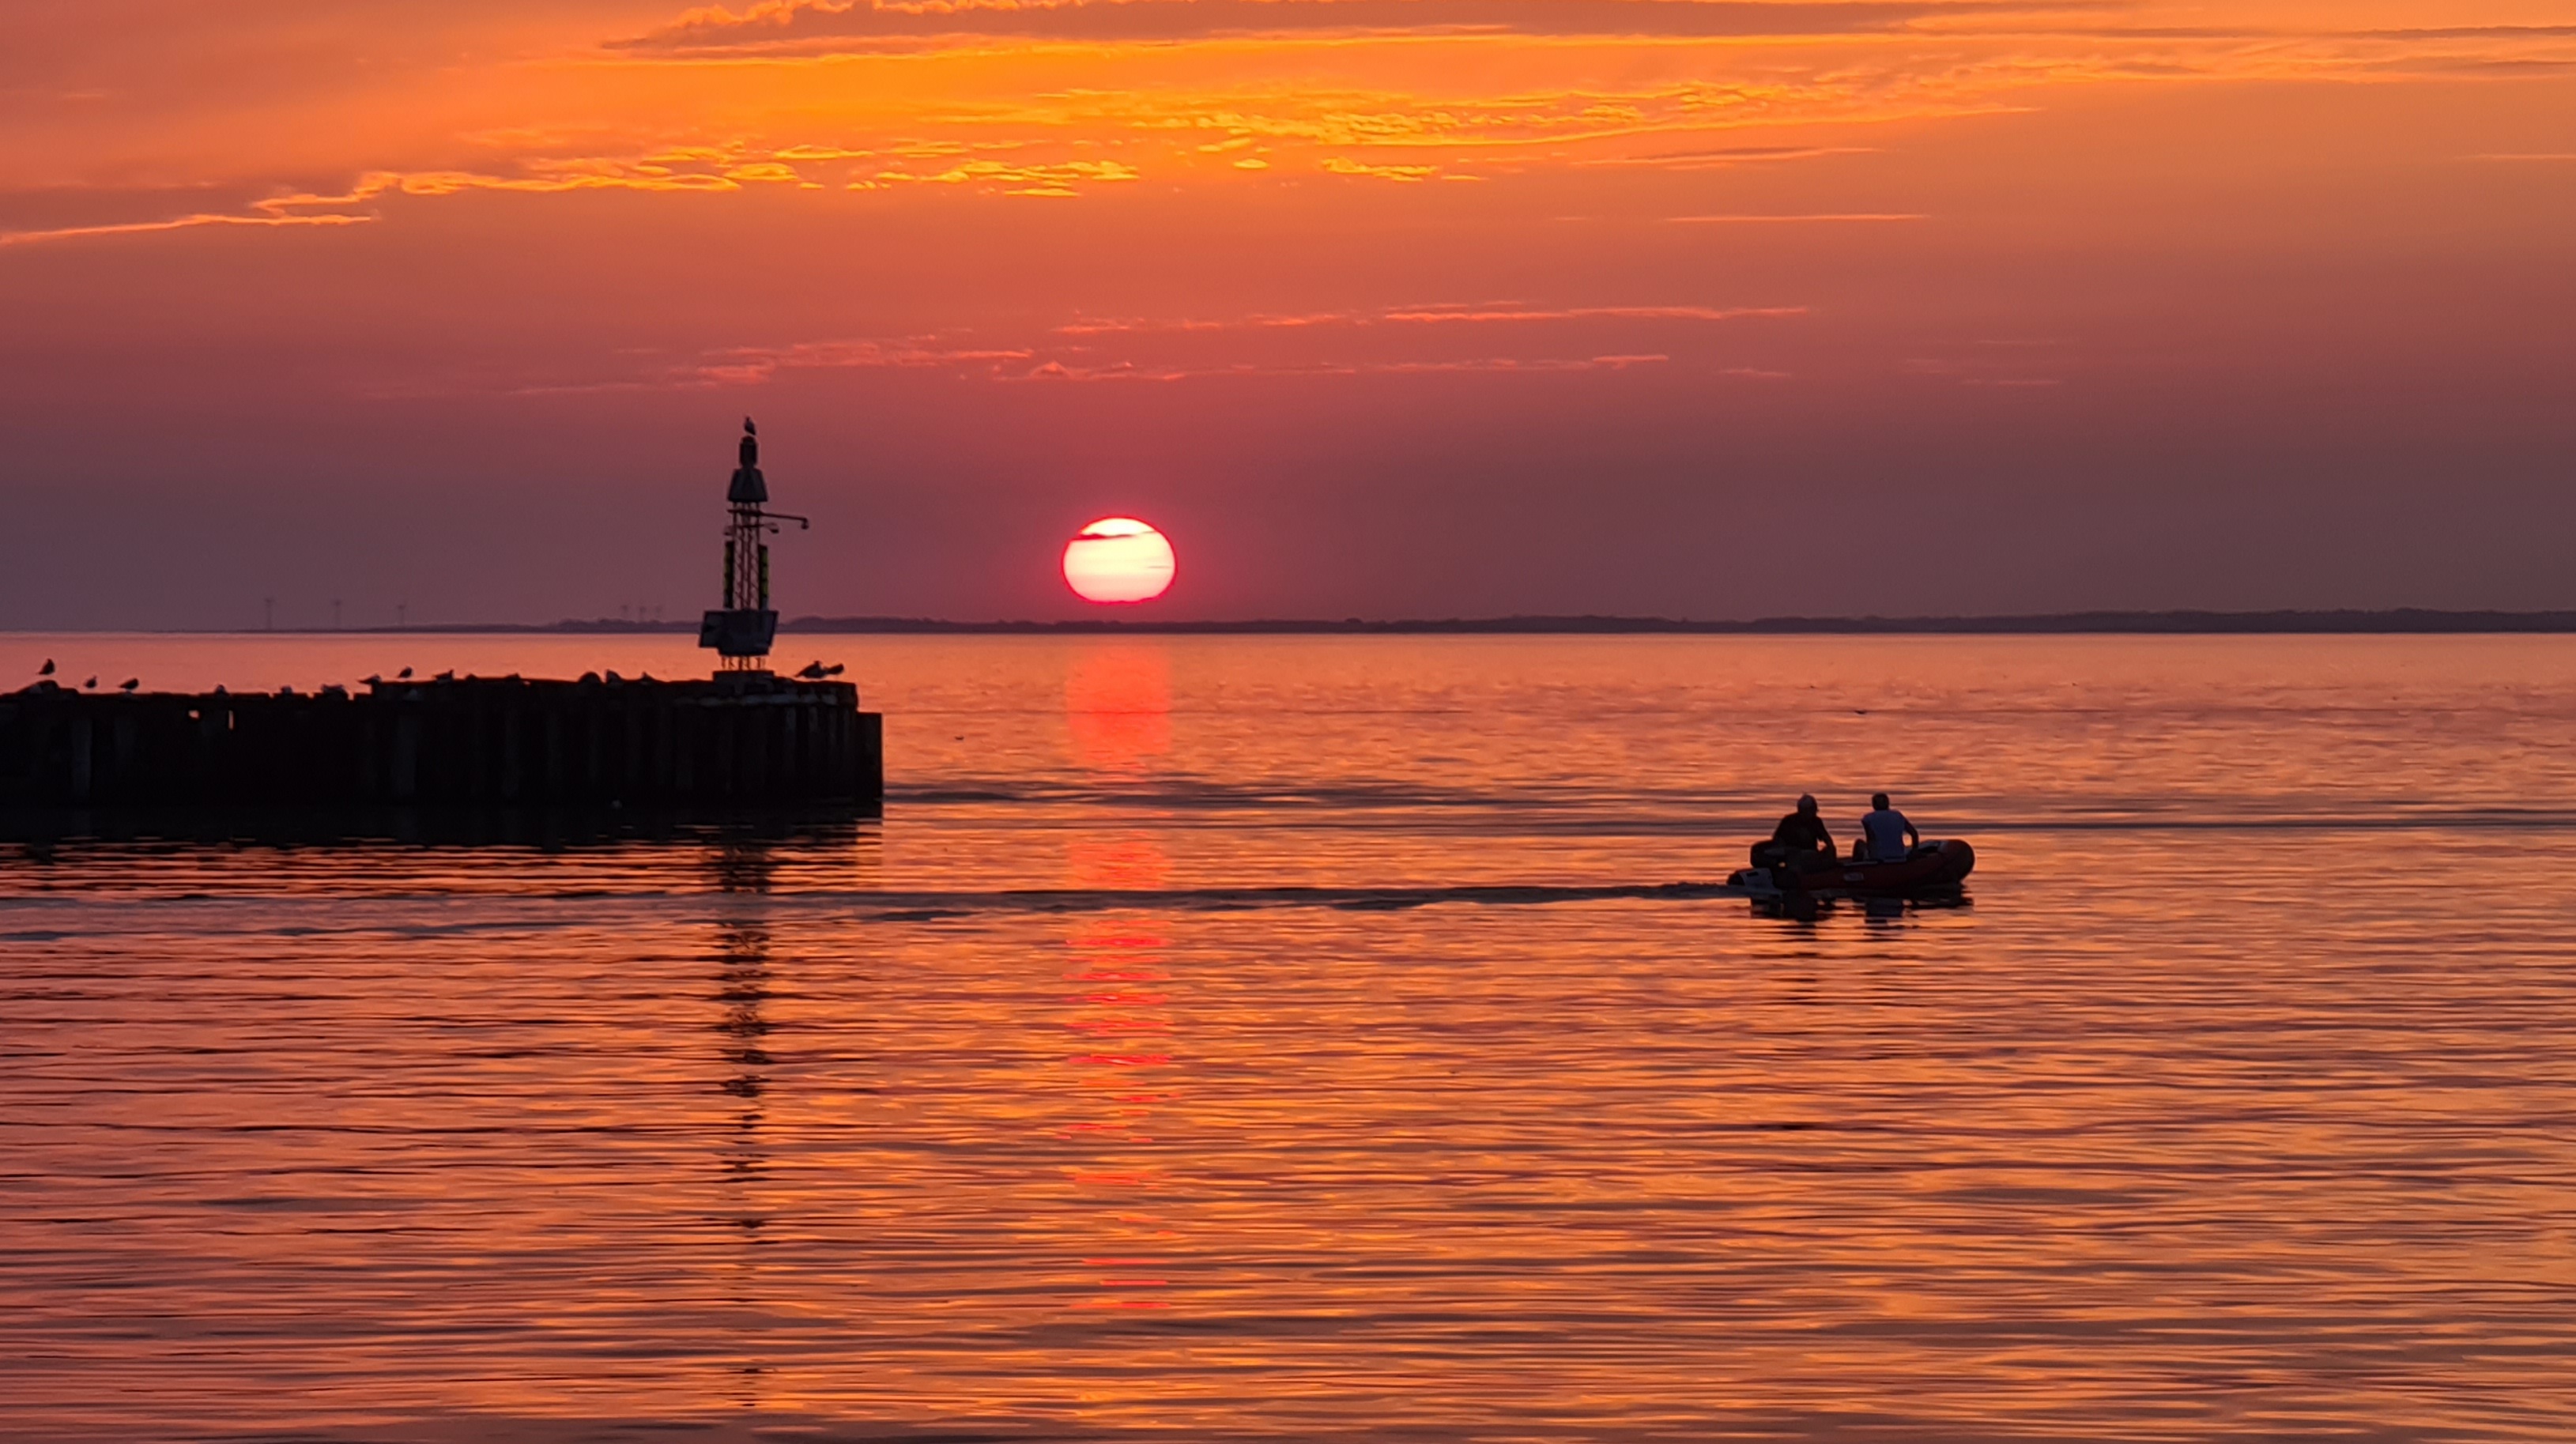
[698,417,808,673]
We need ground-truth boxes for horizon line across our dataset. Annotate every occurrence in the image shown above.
[28,608,2576,636]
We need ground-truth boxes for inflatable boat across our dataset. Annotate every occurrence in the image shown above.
[1729,839,1976,900]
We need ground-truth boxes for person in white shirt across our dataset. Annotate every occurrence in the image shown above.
[1861,793,1919,862]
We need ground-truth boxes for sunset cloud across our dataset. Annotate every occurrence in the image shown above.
[624,0,2018,53]
[1664,212,1925,223]
[1054,303,1803,334]
[0,213,372,248]
[13,0,2569,251]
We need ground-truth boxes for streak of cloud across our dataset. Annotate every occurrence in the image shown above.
[1664,212,1925,223]
[624,0,2027,53]
[1058,302,1802,334]
[0,213,372,247]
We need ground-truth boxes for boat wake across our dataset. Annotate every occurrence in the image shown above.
[842,880,1747,921]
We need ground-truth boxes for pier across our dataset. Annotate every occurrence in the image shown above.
[2,419,881,825]
[0,673,881,810]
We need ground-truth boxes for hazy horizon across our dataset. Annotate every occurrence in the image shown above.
[20,604,2576,639]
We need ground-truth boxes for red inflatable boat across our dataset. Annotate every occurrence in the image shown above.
[1729,839,1976,900]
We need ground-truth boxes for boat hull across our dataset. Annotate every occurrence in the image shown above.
[1731,839,1975,899]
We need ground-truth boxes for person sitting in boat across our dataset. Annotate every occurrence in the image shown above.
[1753,794,1836,869]
[1860,792,1920,862]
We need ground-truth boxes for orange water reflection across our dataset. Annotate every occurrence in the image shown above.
[1064,643,1172,773]
[1062,835,1178,1313]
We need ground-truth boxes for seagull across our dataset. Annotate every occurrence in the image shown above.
[82,677,98,690]
[118,678,138,693]
[433,669,455,681]
[363,674,382,685]
[795,660,826,679]
[37,658,54,677]
[396,666,413,680]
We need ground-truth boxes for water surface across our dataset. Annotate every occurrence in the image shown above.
[5,635,2574,1441]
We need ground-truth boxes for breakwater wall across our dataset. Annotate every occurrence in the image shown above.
[0,673,881,810]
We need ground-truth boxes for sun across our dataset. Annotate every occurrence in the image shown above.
[1062,518,1176,603]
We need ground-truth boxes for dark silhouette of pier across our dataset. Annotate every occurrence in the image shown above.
[2,421,882,831]
[1,672,881,813]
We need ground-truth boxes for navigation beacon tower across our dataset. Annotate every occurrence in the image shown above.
[697,417,809,673]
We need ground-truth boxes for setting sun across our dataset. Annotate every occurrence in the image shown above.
[1062,518,1176,604]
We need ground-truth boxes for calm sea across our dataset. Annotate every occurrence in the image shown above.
[5,634,2574,1442]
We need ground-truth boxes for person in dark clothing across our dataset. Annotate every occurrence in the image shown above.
[1752,794,1835,869]
[1774,794,1833,853]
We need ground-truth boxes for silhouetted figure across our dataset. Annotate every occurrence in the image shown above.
[38,658,54,677]
[118,678,138,693]
[1775,794,1832,852]
[434,670,455,682]
[82,677,96,691]
[1861,792,1919,862]
[1752,794,1835,870]
[396,666,413,680]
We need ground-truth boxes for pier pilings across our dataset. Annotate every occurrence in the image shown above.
[0,674,882,811]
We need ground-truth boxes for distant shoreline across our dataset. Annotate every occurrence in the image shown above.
[74,609,2576,635]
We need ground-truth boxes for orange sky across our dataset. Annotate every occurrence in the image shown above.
[3,1,2572,624]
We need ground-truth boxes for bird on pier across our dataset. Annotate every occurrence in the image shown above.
[118,678,138,693]
[83,677,98,690]
[795,660,846,680]
[396,666,413,680]
[37,658,54,677]
[434,669,455,681]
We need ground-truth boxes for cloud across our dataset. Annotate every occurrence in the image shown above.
[1380,302,1802,322]
[1003,352,1675,381]
[1058,301,1802,334]
[1586,143,1879,169]
[863,158,1142,192]
[624,0,2017,54]
[1664,212,1924,223]
[2,143,1145,249]
[503,303,1747,392]
[1322,157,1442,181]
[0,212,370,248]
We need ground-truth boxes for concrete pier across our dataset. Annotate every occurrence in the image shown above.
[0,673,881,811]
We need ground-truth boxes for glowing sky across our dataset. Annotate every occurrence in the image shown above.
[3,1,2570,624]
